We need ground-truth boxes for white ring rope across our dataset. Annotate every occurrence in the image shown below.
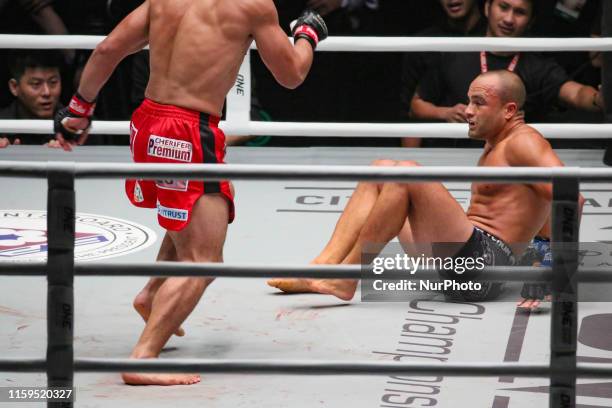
[1,119,610,139]
[2,161,611,182]
[1,34,612,52]
[0,34,608,140]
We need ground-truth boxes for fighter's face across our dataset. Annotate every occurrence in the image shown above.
[465,78,506,140]
[485,0,532,38]
[439,0,476,19]
[9,67,61,119]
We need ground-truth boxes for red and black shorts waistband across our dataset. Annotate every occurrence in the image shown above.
[138,98,220,126]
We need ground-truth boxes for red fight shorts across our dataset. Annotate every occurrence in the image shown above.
[125,98,235,231]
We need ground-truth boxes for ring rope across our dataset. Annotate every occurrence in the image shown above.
[0,358,610,378]
[1,262,610,283]
[2,120,611,139]
[0,161,609,182]
[1,34,612,52]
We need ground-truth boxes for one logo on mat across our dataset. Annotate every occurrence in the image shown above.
[0,210,156,261]
[157,204,188,221]
[147,135,193,162]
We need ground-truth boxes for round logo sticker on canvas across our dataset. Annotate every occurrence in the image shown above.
[0,210,156,261]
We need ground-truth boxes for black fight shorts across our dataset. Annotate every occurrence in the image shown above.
[439,227,516,302]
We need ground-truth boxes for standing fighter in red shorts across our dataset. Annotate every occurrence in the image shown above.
[54,0,327,385]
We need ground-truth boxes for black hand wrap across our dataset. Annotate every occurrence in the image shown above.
[292,9,328,50]
[53,92,95,141]
[519,237,552,300]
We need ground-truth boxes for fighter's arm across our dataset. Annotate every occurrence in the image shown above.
[410,93,468,123]
[506,131,585,212]
[248,0,319,89]
[558,80,603,113]
[53,2,149,150]
[77,1,150,101]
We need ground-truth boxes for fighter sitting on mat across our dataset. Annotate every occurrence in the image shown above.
[269,70,584,303]
[54,0,327,386]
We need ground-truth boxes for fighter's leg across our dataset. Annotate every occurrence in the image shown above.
[133,232,185,336]
[312,160,473,300]
[268,159,397,293]
[122,194,229,386]
[313,159,398,264]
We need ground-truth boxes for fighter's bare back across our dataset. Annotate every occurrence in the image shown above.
[146,0,270,116]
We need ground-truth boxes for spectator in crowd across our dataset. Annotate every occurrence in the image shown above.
[0,0,72,107]
[0,51,64,147]
[401,0,487,147]
[410,0,603,145]
[530,0,602,129]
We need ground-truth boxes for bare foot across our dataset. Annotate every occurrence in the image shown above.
[134,291,185,336]
[310,279,358,301]
[122,372,200,386]
[267,279,319,294]
[268,278,357,301]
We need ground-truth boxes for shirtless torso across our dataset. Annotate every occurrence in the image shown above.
[468,124,554,246]
[66,0,320,119]
[146,0,264,115]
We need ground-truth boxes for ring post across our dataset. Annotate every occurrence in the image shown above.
[225,51,251,135]
[46,163,76,408]
[550,177,580,408]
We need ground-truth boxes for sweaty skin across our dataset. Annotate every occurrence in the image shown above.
[67,0,318,385]
[75,0,314,115]
[466,128,552,248]
[269,71,583,305]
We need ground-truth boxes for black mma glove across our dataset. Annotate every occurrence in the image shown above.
[519,237,552,300]
[54,92,96,141]
[291,9,328,50]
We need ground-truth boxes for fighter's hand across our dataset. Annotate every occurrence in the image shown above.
[517,237,551,312]
[54,92,95,152]
[443,103,468,123]
[46,139,61,149]
[291,9,328,50]
[0,137,20,148]
[306,0,343,16]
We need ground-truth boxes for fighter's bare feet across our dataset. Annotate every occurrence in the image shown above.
[133,291,185,336]
[268,279,357,301]
[121,372,200,386]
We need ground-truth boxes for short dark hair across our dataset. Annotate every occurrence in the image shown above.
[487,0,536,21]
[9,50,63,81]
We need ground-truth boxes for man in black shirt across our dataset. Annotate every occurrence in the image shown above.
[402,0,486,113]
[0,51,63,147]
[411,0,603,127]
[401,0,486,146]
